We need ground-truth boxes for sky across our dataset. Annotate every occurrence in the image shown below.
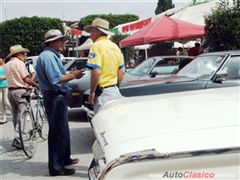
[0,0,191,22]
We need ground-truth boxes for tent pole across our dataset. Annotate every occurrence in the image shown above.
[145,47,148,59]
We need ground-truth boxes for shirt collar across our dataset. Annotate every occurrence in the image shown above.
[44,47,61,58]
[95,36,108,42]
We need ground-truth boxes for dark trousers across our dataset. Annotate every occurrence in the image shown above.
[43,94,71,174]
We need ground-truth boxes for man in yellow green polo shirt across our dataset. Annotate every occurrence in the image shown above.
[84,17,125,113]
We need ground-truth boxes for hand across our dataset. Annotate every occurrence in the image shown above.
[88,93,95,106]
[71,69,85,79]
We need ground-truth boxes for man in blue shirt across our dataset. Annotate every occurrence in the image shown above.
[36,29,84,176]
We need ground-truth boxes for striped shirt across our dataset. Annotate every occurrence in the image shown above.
[4,57,29,88]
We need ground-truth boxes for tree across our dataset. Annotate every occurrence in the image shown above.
[78,14,139,30]
[155,0,175,15]
[0,16,63,56]
[205,0,240,51]
[111,33,134,64]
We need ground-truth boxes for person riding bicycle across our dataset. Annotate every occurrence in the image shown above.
[4,45,39,149]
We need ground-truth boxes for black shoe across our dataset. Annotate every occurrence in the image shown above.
[11,138,22,149]
[65,158,79,165]
[0,121,7,125]
[50,168,75,176]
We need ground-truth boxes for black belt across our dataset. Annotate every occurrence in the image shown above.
[95,84,117,97]
[8,87,27,90]
[43,91,66,96]
[101,84,117,89]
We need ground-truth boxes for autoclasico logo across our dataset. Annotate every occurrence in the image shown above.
[162,171,215,179]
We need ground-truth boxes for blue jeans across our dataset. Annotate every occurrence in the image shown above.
[43,94,71,174]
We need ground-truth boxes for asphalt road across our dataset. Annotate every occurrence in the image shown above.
[0,107,95,180]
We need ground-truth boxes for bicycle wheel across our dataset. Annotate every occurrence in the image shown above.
[37,101,48,140]
[18,109,37,158]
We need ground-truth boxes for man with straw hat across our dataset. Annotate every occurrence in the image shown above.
[35,29,84,176]
[4,45,39,149]
[84,17,125,113]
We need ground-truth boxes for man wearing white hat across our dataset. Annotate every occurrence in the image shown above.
[35,29,84,176]
[4,45,39,149]
[84,17,125,113]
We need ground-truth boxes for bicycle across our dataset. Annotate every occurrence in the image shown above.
[18,89,48,158]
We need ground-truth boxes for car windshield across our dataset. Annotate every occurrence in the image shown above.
[129,58,156,75]
[177,55,225,80]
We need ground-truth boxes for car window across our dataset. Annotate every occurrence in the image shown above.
[129,58,156,75]
[65,59,87,71]
[222,56,240,80]
[178,55,224,80]
[152,58,179,74]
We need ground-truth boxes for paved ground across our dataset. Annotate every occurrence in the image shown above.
[0,107,95,180]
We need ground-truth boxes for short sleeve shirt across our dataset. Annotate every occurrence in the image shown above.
[4,57,29,88]
[86,36,124,87]
[35,47,71,92]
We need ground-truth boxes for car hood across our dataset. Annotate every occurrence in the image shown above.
[121,74,194,88]
[69,77,90,91]
[92,87,240,163]
[121,73,183,87]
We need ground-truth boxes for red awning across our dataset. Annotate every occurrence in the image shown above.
[121,18,152,33]
[120,16,205,48]
[71,28,82,35]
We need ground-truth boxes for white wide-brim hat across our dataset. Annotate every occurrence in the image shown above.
[43,29,68,44]
[84,17,115,36]
[6,45,30,59]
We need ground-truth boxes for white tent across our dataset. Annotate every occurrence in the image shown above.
[171,0,219,25]
[74,38,93,51]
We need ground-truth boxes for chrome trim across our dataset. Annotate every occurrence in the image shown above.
[92,146,240,180]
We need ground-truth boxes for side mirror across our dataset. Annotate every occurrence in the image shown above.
[214,70,227,83]
[150,71,158,78]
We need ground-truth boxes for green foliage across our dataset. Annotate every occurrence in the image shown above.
[0,16,63,56]
[155,0,175,15]
[78,14,139,30]
[110,33,134,63]
[205,0,240,51]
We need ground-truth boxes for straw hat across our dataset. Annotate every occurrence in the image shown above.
[6,45,30,59]
[43,29,67,44]
[84,18,114,36]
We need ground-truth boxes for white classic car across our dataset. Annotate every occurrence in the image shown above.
[89,87,240,180]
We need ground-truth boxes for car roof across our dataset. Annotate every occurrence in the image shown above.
[199,50,240,56]
[151,55,193,59]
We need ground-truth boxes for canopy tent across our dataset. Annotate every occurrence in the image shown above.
[119,16,205,48]
[74,38,93,51]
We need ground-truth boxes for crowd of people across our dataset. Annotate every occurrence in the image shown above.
[176,42,203,57]
[0,17,125,176]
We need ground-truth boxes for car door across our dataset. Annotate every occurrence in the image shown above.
[206,55,240,88]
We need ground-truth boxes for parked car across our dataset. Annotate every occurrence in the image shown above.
[82,50,240,110]
[63,57,87,72]
[119,50,240,96]
[125,55,194,79]
[68,56,194,107]
[88,87,240,179]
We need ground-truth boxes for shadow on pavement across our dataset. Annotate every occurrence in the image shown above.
[68,108,89,122]
[70,127,95,155]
